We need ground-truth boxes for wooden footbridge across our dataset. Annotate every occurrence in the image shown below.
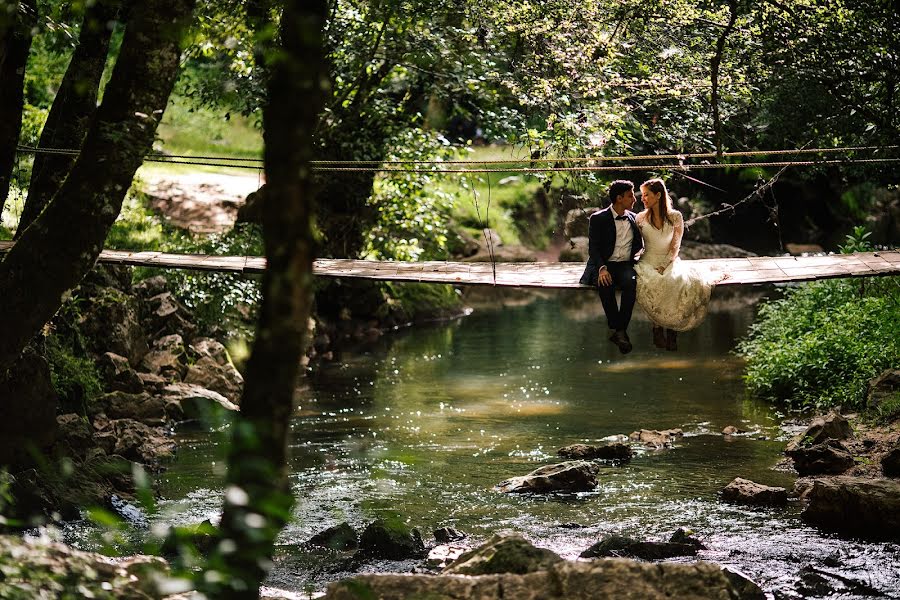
[1,241,898,287]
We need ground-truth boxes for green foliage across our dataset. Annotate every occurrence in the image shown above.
[379,282,462,322]
[366,130,458,261]
[104,188,166,251]
[44,335,103,410]
[155,223,264,335]
[840,225,874,254]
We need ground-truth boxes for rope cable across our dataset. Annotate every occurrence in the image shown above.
[15,143,900,167]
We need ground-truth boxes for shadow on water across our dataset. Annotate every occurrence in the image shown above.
[78,287,900,598]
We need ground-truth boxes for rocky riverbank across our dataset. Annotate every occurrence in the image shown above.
[721,369,900,539]
[0,265,243,527]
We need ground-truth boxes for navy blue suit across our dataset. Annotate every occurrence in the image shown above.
[579,207,643,331]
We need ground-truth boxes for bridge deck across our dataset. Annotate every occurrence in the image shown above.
[1,241,898,287]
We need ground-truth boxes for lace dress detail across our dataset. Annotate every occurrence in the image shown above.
[634,210,715,331]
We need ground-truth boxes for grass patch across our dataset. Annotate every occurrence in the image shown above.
[105,188,167,251]
[155,94,262,160]
[870,392,900,425]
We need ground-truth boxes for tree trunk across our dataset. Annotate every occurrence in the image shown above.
[15,0,123,237]
[0,0,37,217]
[210,1,327,597]
[0,0,195,376]
[710,0,738,159]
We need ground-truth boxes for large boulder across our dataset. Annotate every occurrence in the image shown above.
[882,445,900,477]
[139,334,187,380]
[91,416,174,464]
[444,535,562,575]
[91,391,174,426]
[160,382,239,424]
[557,443,632,461]
[799,476,900,538]
[236,183,265,224]
[307,522,358,551]
[78,287,149,365]
[95,352,144,394]
[358,518,426,560]
[184,355,244,402]
[54,413,95,460]
[678,241,756,260]
[496,461,599,494]
[324,558,765,600]
[559,236,588,262]
[142,292,197,341]
[787,412,854,451]
[786,440,854,476]
[0,534,168,599]
[721,478,788,507]
[579,535,698,560]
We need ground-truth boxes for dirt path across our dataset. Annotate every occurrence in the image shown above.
[140,170,263,233]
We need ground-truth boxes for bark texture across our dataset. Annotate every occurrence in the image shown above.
[0,0,37,216]
[0,0,195,375]
[16,0,123,237]
[212,1,327,597]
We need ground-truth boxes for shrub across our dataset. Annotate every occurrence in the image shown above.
[738,229,900,410]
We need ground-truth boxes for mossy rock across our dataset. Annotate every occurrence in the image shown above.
[443,534,562,575]
[359,518,425,560]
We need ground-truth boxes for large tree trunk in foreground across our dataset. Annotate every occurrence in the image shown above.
[211,1,327,597]
[15,0,123,237]
[0,0,195,376]
[0,0,37,217]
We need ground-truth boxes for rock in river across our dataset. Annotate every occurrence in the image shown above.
[444,535,562,575]
[324,558,765,599]
[721,478,788,507]
[496,461,599,494]
[557,442,633,461]
[786,440,854,476]
[799,476,900,539]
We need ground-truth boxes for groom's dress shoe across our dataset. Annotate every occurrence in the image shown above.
[611,330,632,355]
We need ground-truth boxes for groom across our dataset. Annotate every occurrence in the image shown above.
[579,180,643,354]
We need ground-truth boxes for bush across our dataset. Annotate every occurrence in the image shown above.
[738,229,900,410]
[149,223,264,336]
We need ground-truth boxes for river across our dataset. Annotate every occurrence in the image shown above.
[71,288,900,598]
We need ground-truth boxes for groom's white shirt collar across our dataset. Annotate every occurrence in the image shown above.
[611,206,627,218]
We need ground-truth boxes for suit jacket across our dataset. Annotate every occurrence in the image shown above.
[578,206,643,286]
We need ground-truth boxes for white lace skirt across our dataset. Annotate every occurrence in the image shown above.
[634,256,715,331]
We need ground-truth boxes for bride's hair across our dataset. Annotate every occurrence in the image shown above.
[641,178,673,226]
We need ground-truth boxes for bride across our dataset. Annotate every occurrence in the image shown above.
[634,178,716,351]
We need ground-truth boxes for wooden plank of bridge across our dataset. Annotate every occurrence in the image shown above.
[0,240,898,288]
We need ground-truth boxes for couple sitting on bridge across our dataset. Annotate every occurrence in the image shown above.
[580,179,715,354]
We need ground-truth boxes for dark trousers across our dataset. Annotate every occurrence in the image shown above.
[597,261,637,332]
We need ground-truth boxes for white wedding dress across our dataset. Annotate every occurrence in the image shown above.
[634,210,715,331]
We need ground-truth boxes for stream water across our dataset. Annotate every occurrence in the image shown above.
[69,288,900,598]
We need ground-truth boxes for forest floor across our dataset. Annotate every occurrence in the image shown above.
[137,166,262,233]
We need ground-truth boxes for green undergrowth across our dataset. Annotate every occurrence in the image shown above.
[155,94,262,160]
[378,282,463,322]
[42,296,104,415]
[738,231,900,411]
